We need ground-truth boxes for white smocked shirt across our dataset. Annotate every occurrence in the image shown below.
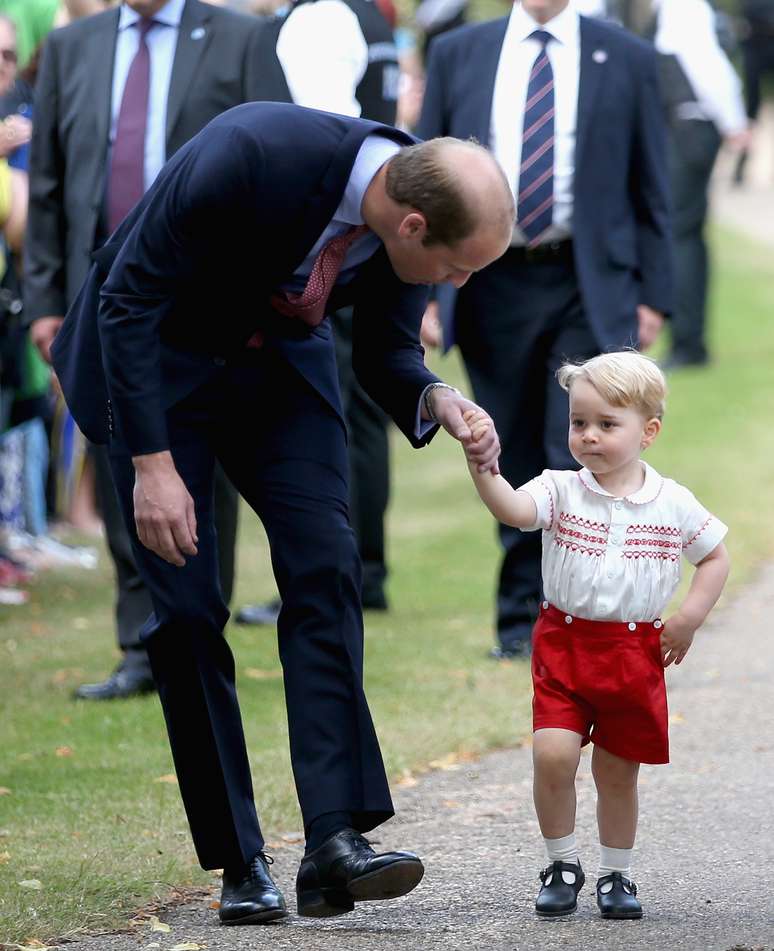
[519,462,728,622]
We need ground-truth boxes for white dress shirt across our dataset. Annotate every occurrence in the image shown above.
[653,0,747,135]
[519,462,728,622]
[277,0,368,118]
[111,0,185,193]
[491,1,580,246]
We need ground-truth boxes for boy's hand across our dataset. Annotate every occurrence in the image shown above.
[659,612,697,667]
[463,408,491,443]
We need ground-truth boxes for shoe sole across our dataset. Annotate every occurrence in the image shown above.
[219,907,289,926]
[536,903,578,918]
[297,859,425,919]
[599,910,643,920]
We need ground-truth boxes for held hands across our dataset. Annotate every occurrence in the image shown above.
[659,612,697,667]
[637,305,664,351]
[132,451,198,567]
[428,389,500,473]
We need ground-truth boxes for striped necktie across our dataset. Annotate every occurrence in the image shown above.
[517,30,555,248]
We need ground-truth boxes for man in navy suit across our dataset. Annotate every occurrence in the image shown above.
[51,102,514,924]
[418,0,673,659]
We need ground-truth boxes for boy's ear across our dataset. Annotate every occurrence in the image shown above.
[641,417,661,449]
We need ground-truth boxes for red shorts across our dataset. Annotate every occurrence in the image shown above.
[532,603,669,764]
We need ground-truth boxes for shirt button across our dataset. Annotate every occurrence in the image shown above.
[614,501,623,510]
[607,571,614,578]
[565,615,573,625]
[628,622,637,631]
[654,619,663,629]
[542,601,549,610]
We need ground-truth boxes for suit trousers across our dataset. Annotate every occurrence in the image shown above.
[106,347,393,870]
[455,248,598,651]
[92,443,238,677]
[668,119,722,365]
[332,307,390,604]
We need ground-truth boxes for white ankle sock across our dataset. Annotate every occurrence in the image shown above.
[543,833,579,884]
[598,845,633,892]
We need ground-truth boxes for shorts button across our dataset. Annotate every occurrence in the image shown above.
[542,601,549,610]
[628,622,637,631]
[654,619,663,629]
[565,615,573,624]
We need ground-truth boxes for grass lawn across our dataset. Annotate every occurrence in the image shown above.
[1,226,773,946]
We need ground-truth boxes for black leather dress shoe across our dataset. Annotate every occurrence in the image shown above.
[235,599,281,626]
[535,861,585,917]
[296,828,424,918]
[596,872,642,919]
[489,642,531,660]
[73,667,155,700]
[219,852,288,925]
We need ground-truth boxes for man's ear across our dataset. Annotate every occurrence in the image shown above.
[641,417,662,450]
[397,211,428,240]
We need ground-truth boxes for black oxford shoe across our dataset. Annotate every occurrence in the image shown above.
[235,599,282,626]
[296,828,424,918]
[535,860,585,917]
[596,872,643,919]
[219,852,288,925]
[73,667,155,700]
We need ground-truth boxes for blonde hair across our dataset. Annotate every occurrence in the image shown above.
[556,350,667,421]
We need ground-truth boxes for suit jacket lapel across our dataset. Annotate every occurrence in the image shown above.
[575,17,608,168]
[94,8,121,161]
[166,0,212,146]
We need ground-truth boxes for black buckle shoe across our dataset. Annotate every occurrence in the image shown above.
[219,852,288,925]
[596,872,642,919]
[296,828,424,918]
[535,860,585,917]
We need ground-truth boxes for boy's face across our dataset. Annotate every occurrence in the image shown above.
[567,379,660,476]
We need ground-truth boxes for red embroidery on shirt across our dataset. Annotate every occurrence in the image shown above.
[621,550,680,562]
[559,512,610,533]
[684,517,713,548]
[624,537,682,550]
[553,537,606,557]
[557,524,608,547]
[626,524,681,537]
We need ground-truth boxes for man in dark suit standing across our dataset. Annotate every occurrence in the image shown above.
[25,0,282,698]
[417,0,672,659]
[51,102,515,923]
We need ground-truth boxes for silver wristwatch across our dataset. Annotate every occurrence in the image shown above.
[423,382,461,423]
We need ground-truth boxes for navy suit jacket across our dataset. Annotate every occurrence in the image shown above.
[417,15,673,350]
[51,103,439,456]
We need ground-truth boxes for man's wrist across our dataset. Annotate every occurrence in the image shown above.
[422,382,461,423]
[132,449,174,473]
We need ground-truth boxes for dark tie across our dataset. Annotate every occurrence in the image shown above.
[517,30,555,248]
[107,18,155,234]
[247,225,369,349]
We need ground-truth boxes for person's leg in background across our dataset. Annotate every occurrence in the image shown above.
[666,120,722,369]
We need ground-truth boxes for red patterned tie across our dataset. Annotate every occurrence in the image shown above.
[248,224,369,349]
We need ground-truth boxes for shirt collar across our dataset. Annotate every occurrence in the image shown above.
[507,1,580,47]
[577,461,665,505]
[119,0,186,31]
[336,134,402,225]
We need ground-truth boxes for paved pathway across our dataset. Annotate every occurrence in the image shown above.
[62,565,774,951]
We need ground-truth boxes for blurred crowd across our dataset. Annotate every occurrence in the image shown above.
[0,0,771,680]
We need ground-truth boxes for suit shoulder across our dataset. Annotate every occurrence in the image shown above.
[201,2,265,34]
[582,16,656,63]
[43,6,117,50]
[429,17,509,57]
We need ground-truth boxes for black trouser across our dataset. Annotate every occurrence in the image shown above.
[332,308,390,604]
[455,247,599,652]
[93,443,238,677]
[107,349,392,870]
[668,119,722,365]
[742,33,774,121]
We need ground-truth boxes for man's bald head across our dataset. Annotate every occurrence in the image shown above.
[385,137,515,249]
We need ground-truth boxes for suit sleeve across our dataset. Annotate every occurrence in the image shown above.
[631,46,674,316]
[23,34,68,322]
[350,248,441,448]
[415,40,450,141]
[99,126,262,456]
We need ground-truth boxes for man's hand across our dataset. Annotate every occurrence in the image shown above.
[30,316,64,364]
[132,451,198,567]
[420,301,443,350]
[427,388,500,473]
[0,114,32,158]
[637,305,664,351]
[659,611,697,667]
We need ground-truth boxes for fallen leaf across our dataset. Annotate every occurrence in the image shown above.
[668,713,685,725]
[73,617,90,630]
[55,746,73,758]
[19,941,51,950]
[0,787,11,796]
[279,833,303,844]
[154,775,178,785]
[428,753,461,771]
[18,879,43,890]
[169,943,206,950]
[442,800,461,808]
[149,915,172,933]
[0,850,10,863]
[208,901,221,910]
[396,772,418,788]
[244,668,282,680]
